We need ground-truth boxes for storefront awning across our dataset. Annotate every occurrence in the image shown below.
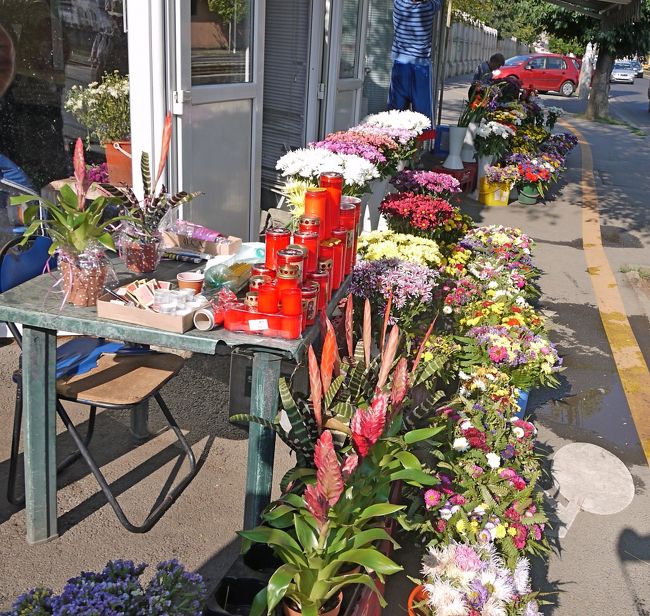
[544,0,642,24]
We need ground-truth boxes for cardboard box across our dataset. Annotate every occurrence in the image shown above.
[96,294,196,333]
[161,231,242,257]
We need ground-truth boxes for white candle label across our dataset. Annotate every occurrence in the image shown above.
[249,319,269,331]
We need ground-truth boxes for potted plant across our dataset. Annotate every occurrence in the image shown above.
[240,430,404,616]
[64,71,132,184]
[11,139,126,306]
[101,113,200,274]
[479,164,520,206]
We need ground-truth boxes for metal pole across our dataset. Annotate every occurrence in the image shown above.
[437,0,452,127]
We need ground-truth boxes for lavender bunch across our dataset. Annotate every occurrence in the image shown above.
[145,560,206,616]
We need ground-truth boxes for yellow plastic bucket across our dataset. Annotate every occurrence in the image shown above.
[478,178,510,207]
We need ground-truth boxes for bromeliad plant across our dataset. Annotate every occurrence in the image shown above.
[241,430,404,616]
[101,113,201,245]
[12,139,122,257]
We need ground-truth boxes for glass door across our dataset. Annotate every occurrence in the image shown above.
[322,0,369,135]
[170,0,264,241]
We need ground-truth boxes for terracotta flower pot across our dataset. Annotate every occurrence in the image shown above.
[104,141,132,185]
[283,592,343,616]
[119,237,162,274]
[58,256,108,307]
[407,585,429,616]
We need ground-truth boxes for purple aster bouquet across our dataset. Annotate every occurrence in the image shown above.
[1,559,206,616]
[539,132,578,158]
[389,169,462,199]
[413,542,544,616]
[349,258,440,337]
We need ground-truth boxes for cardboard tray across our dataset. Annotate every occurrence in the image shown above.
[161,231,242,257]
[96,293,196,333]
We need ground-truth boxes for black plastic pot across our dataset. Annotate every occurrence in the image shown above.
[204,576,266,616]
[243,543,283,574]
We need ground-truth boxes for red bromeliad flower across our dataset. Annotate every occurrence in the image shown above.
[350,392,388,458]
[304,430,346,526]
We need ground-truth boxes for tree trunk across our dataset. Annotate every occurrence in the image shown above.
[586,43,613,120]
[577,42,596,100]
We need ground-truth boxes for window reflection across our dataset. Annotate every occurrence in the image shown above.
[191,0,252,85]
[339,0,359,80]
[0,0,128,190]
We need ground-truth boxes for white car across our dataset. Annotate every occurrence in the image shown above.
[610,62,635,84]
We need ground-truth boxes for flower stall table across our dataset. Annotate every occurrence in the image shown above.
[0,258,349,544]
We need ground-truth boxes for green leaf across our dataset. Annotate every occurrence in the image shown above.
[390,468,436,486]
[266,564,298,613]
[249,587,269,616]
[395,450,422,470]
[59,183,79,207]
[9,194,39,206]
[238,527,303,555]
[357,503,405,521]
[294,513,318,552]
[404,426,443,444]
[352,527,399,550]
[325,573,385,606]
[324,375,345,409]
[327,548,402,578]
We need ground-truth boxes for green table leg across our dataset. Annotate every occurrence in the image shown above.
[22,325,58,543]
[243,351,282,529]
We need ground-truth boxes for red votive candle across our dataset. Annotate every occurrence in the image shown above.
[301,283,319,326]
[251,263,276,279]
[331,227,349,282]
[249,274,272,292]
[320,172,343,234]
[277,272,300,293]
[292,230,319,274]
[265,227,291,270]
[307,270,330,309]
[341,195,362,256]
[321,238,343,291]
[298,215,321,237]
[281,288,303,316]
[258,282,279,314]
[304,188,329,239]
[318,242,335,298]
[277,247,305,284]
[339,202,357,275]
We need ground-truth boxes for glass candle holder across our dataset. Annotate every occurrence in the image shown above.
[292,230,319,274]
[280,288,303,316]
[319,172,343,235]
[331,228,349,282]
[321,238,343,291]
[301,283,319,326]
[318,242,335,298]
[277,247,305,284]
[339,202,357,275]
[258,282,280,314]
[245,291,259,311]
[249,274,272,291]
[304,188,329,240]
[277,272,300,293]
[298,215,321,237]
[307,270,330,309]
[265,227,291,270]
[251,262,276,279]
[341,195,362,258]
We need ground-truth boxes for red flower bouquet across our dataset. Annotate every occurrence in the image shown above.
[379,192,471,244]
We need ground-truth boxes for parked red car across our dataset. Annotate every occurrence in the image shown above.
[492,54,581,97]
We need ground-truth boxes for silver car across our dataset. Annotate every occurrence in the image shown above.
[611,62,635,84]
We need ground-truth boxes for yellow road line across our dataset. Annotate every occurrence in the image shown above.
[565,119,650,464]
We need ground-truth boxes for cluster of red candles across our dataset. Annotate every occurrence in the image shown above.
[223,173,362,339]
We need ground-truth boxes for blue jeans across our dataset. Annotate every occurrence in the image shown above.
[0,153,34,191]
[387,60,433,124]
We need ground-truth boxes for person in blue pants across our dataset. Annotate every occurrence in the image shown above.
[0,153,34,190]
[387,0,442,126]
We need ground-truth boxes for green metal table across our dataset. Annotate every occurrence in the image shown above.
[0,259,344,544]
